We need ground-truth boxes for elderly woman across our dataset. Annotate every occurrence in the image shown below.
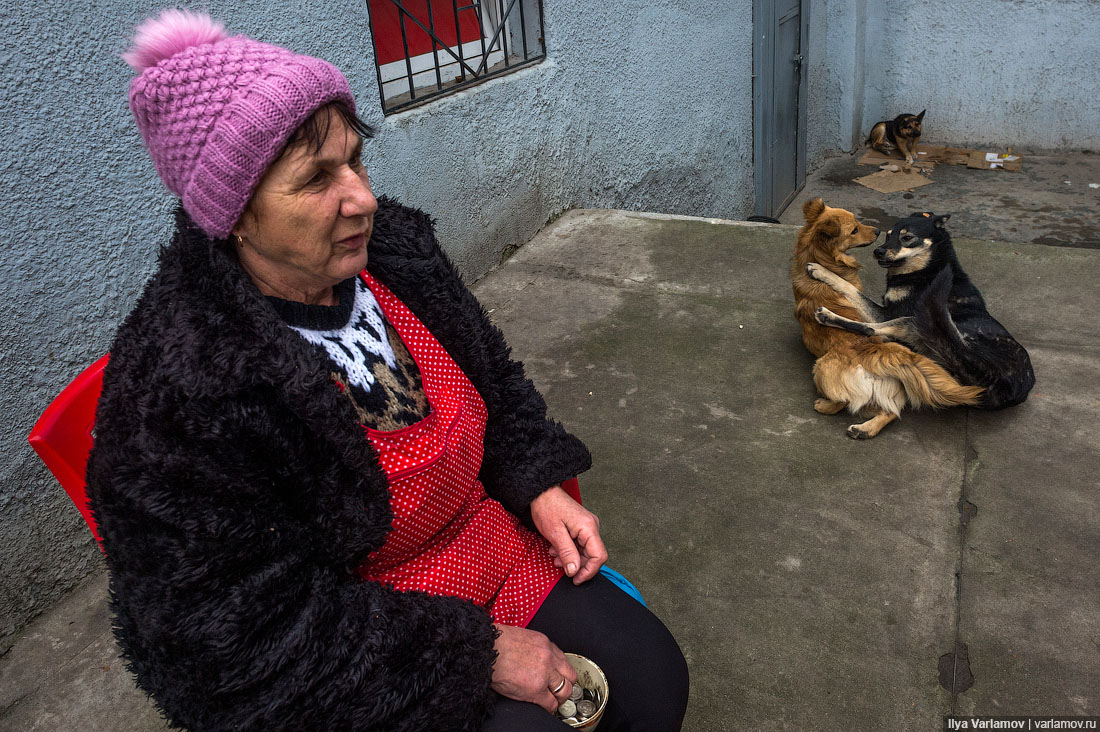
[87,10,688,732]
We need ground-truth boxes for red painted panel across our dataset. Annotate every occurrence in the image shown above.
[369,0,484,66]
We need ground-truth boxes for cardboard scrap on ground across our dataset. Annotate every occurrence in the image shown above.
[854,168,934,194]
[940,147,977,166]
[859,148,914,165]
[854,142,1023,192]
[858,143,1020,170]
[858,145,945,167]
[966,151,1023,171]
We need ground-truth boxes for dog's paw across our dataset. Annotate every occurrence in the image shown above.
[814,398,847,415]
[805,262,825,280]
[814,306,832,324]
[846,424,874,440]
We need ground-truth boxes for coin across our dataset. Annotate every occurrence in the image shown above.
[557,700,577,718]
[576,699,596,718]
[569,683,584,702]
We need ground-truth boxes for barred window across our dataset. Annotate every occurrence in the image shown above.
[366,0,546,114]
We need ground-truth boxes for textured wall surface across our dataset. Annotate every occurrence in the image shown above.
[808,0,1100,159]
[361,2,755,276]
[1,0,754,643]
[805,0,887,168]
[877,0,1100,151]
[1,1,171,647]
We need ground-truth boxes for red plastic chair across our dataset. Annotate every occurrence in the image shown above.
[560,476,582,503]
[28,354,110,547]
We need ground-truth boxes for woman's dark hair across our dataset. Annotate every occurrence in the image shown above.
[286,102,375,154]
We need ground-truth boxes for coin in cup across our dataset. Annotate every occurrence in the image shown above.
[553,653,609,730]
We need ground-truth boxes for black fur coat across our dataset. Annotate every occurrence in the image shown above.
[86,199,591,731]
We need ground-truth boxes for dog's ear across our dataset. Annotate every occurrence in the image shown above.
[814,217,841,240]
[916,109,926,121]
[934,214,951,229]
[802,198,825,224]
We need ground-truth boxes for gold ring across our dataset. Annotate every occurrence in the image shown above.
[550,677,567,694]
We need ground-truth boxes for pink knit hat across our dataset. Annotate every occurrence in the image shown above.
[125,10,356,239]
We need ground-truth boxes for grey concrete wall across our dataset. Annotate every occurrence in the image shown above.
[877,0,1100,151]
[806,0,887,167]
[2,1,169,648]
[361,2,755,276]
[1,0,754,643]
[807,0,1100,166]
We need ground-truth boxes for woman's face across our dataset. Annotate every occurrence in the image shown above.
[233,107,378,304]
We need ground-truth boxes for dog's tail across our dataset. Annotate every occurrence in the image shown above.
[858,340,985,408]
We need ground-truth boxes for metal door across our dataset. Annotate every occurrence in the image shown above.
[753,0,808,218]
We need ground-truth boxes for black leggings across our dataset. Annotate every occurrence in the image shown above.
[481,574,689,731]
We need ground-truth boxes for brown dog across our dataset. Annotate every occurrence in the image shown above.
[791,198,983,438]
[867,110,925,165]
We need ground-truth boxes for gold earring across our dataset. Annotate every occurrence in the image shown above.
[234,234,244,247]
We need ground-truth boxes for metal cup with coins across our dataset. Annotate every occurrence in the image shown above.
[555,653,609,730]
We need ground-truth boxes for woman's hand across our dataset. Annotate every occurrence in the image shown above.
[491,624,577,713]
[530,486,608,585]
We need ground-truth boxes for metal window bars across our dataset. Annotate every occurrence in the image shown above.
[367,0,546,114]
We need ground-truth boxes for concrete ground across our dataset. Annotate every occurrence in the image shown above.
[3,154,1098,730]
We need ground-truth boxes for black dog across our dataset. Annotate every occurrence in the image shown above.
[806,212,1035,410]
[867,110,925,165]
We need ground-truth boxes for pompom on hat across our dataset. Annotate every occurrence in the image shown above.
[125,9,356,239]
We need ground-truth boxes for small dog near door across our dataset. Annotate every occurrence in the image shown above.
[867,110,925,165]
[792,199,984,439]
[809,211,1034,410]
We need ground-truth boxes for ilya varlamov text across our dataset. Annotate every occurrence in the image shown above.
[946,719,1098,731]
